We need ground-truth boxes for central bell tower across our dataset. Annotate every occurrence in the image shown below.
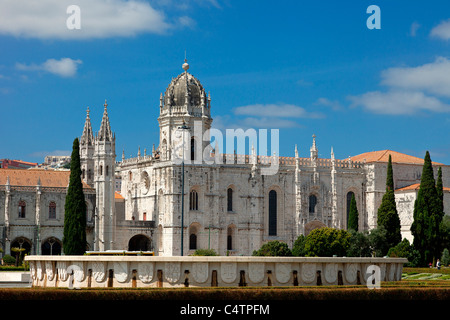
[157,59,213,162]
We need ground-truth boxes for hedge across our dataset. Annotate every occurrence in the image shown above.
[1,286,449,300]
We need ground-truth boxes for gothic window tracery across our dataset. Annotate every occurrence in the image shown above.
[48,201,56,219]
[189,189,199,211]
[309,194,317,214]
[227,188,233,212]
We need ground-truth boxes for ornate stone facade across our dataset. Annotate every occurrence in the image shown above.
[2,59,450,258]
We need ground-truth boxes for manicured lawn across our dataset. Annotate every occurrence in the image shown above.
[402,267,450,281]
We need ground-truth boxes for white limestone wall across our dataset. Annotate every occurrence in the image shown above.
[26,255,407,288]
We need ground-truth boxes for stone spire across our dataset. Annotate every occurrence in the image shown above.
[183,58,190,110]
[98,100,114,142]
[310,134,318,161]
[331,146,338,228]
[80,107,94,146]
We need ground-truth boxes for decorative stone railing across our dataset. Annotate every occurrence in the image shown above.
[25,256,407,288]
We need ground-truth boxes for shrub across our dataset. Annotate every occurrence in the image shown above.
[252,240,292,256]
[388,238,421,267]
[191,249,218,256]
[303,227,351,257]
[2,255,16,265]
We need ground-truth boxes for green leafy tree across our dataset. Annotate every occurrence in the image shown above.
[377,154,401,253]
[303,227,351,257]
[346,230,371,257]
[368,226,388,257]
[292,234,306,256]
[387,238,421,267]
[63,138,87,255]
[411,151,443,265]
[252,240,292,256]
[348,194,359,231]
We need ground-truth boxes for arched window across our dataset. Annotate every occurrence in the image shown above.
[309,195,317,214]
[346,191,355,228]
[190,137,195,161]
[190,234,197,250]
[189,190,199,211]
[99,165,103,176]
[227,226,234,250]
[41,237,62,255]
[227,188,233,212]
[48,202,56,219]
[18,200,26,218]
[106,165,109,176]
[268,190,277,236]
[189,225,198,250]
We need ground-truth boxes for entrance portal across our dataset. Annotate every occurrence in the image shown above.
[128,235,152,251]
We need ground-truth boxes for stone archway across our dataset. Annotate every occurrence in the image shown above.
[304,220,327,236]
[41,237,62,255]
[128,234,152,252]
[10,237,32,256]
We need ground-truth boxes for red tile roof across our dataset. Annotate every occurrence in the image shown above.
[349,150,444,165]
[396,183,450,192]
[0,168,92,189]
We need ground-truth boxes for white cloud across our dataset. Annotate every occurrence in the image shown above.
[240,117,302,129]
[410,21,420,37]
[430,19,450,40]
[16,58,82,77]
[177,16,196,29]
[349,90,450,115]
[29,150,71,158]
[350,57,450,115]
[0,0,172,39]
[233,103,323,119]
[380,57,450,98]
[210,103,322,130]
[314,97,343,111]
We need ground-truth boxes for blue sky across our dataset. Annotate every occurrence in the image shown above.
[1,0,450,164]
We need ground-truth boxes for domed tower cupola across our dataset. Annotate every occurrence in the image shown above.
[157,59,213,162]
[160,59,211,118]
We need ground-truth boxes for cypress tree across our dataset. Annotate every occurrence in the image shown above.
[377,154,401,254]
[348,194,359,231]
[63,138,87,255]
[436,167,444,217]
[411,151,442,265]
[386,154,394,191]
